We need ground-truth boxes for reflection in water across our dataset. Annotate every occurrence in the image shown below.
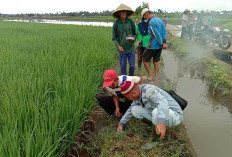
[163,50,232,157]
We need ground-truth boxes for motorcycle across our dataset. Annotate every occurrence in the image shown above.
[184,22,231,50]
[203,27,231,50]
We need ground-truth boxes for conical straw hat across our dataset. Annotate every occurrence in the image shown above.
[112,4,135,19]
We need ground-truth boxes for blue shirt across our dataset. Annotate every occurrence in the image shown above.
[148,17,167,49]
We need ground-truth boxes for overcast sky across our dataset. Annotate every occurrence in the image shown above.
[1,0,232,14]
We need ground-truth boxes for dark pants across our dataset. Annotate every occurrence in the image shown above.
[137,46,146,69]
[181,27,187,38]
[188,24,194,39]
[96,95,132,115]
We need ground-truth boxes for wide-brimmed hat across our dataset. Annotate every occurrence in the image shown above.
[112,4,135,19]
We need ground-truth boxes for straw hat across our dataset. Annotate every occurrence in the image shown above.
[112,4,135,19]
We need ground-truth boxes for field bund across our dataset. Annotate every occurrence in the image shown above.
[0,21,116,156]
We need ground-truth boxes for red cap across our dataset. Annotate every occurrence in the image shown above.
[121,81,135,95]
[102,69,117,87]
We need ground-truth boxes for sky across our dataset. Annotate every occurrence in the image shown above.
[1,0,232,14]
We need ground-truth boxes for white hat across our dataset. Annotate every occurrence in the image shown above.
[141,8,149,18]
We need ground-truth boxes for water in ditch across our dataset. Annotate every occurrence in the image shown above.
[162,50,232,157]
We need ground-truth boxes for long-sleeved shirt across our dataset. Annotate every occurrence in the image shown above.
[112,18,136,53]
[119,84,183,126]
[181,14,188,27]
[147,17,167,50]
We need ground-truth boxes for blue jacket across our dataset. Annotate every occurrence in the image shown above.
[148,17,167,49]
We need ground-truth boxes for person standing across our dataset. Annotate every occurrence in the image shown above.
[112,4,136,76]
[188,11,195,39]
[136,19,149,71]
[141,8,167,83]
[202,11,213,43]
[163,14,168,27]
[181,9,190,38]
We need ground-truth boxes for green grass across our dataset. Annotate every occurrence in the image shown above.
[0,21,117,156]
[83,110,193,157]
[169,37,188,56]
[206,60,232,95]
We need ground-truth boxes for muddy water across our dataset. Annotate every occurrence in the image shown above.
[162,50,232,157]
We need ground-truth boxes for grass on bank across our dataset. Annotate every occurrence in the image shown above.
[82,106,193,157]
[206,60,232,95]
[0,21,116,156]
[169,37,188,56]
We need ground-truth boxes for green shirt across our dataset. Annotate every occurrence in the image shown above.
[136,25,149,48]
[112,18,136,53]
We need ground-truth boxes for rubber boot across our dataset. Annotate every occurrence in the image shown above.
[137,62,142,71]
[141,125,159,150]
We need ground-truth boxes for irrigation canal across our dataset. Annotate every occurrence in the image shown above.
[163,50,232,157]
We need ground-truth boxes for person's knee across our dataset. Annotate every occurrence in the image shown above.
[151,108,158,124]
[168,110,182,126]
[96,95,103,102]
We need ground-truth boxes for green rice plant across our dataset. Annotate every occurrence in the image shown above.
[0,21,117,156]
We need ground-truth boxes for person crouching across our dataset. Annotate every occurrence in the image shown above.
[117,81,183,149]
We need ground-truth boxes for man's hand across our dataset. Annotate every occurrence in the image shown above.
[115,108,121,117]
[118,45,124,52]
[117,124,123,133]
[156,123,166,139]
[162,43,168,49]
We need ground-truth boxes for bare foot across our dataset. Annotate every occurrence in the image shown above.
[142,75,153,80]
[154,76,159,83]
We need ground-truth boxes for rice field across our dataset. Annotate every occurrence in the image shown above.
[0,21,117,156]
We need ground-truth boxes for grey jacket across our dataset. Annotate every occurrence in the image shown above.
[119,84,183,126]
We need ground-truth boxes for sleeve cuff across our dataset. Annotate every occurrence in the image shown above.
[157,118,166,125]
[119,122,125,126]
[163,39,166,43]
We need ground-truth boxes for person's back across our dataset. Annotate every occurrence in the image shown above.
[148,17,167,49]
[181,14,188,27]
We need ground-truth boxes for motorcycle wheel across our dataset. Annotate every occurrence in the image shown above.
[219,35,231,50]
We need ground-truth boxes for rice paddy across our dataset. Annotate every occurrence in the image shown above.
[0,21,117,156]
